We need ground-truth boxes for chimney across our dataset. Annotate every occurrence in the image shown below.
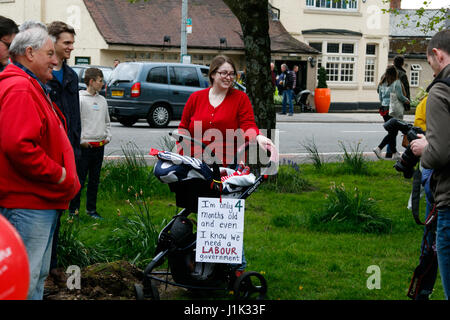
[390,0,401,10]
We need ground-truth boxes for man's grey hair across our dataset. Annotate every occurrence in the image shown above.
[19,20,47,32]
[9,21,55,58]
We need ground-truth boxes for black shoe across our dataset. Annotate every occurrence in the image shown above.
[277,112,286,115]
[88,211,104,220]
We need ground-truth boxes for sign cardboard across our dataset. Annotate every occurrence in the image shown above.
[196,197,245,264]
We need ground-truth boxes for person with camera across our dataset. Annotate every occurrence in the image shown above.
[410,29,450,300]
[402,94,439,300]
[373,65,410,160]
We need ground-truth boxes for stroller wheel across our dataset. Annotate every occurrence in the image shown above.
[233,271,267,300]
[134,281,160,300]
[148,280,160,300]
[134,283,145,300]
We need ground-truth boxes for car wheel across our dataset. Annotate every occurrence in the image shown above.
[147,104,171,128]
[118,116,138,127]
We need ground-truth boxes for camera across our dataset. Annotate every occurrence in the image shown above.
[383,118,425,179]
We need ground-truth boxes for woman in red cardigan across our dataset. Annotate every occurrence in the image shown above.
[178,55,274,166]
[178,55,274,276]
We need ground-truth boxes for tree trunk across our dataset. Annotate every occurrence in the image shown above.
[223,0,275,136]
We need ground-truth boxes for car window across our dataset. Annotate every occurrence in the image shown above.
[110,63,140,82]
[170,66,200,87]
[200,67,209,86]
[100,68,113,82]
[146,66,168,84]
[71,67,84,82]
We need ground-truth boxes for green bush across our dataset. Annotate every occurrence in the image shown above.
[57,215,108,268]
[338,140,370,175]
[309,183,392,234]
[302,138,324,171]
[262,162,312,193]
[100,142,170,199]
[109,188,162,268]
[317,67,328,89]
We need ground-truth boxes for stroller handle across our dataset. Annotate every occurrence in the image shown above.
[169,131,278,176]
[169,132,220,164]
[169,132,222,182]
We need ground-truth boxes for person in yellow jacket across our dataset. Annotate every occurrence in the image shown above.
[413,95,427,131]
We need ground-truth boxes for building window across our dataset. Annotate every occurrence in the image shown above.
[316,41,357,83]
[366,44,376,55]
[410,71,419,87]
[410,64,422,87]
[342,43,354,54]
[365,58,376,84]
[306,0,358,11]
[364,44,377,84]
[309,42,322,52]
[326,56,340,81]
[327,43,339,53]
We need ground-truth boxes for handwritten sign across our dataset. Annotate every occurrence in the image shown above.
[196,197,245,264]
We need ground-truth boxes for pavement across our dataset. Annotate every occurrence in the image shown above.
[276,112,415,123]
[106,112,415,165]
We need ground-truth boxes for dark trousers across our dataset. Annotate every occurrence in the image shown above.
[50,147,105,270]
[382,113,393,155]
[69,145,105,213]
[378,112,398,153]
[378,128,398,153]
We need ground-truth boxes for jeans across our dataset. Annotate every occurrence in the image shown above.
[69,146,104,213]
[436,206,450,299]
[282,89,294,114]
[0,208,59,300]
[232,245,247,272]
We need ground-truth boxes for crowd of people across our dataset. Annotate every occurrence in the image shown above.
[0,17,112,299]
[0,14,449,301]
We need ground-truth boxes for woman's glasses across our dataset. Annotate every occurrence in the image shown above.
[0,39,11,49]
[216,71,236,79]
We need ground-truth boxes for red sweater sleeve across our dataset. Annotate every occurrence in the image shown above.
[0,86,63,184]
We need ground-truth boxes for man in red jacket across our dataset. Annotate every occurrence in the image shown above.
[0,22,80,300]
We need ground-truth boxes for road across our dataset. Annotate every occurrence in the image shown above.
[104,117,408,163]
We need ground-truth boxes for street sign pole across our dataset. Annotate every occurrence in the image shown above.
[181,0,188,63]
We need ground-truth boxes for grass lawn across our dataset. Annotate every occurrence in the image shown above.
[63,159,445,300]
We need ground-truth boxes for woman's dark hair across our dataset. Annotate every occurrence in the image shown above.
[379,65,398,86]
[393,55,404,68]
[0,16,19,38]
[208,55,237,85]
[84,67,103,86]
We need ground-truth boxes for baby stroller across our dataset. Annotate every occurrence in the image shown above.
[134,132,277,300]
[294,89,314,112]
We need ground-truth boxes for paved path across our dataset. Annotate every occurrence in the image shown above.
[105,112,414,165]
[275,112,415,124]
